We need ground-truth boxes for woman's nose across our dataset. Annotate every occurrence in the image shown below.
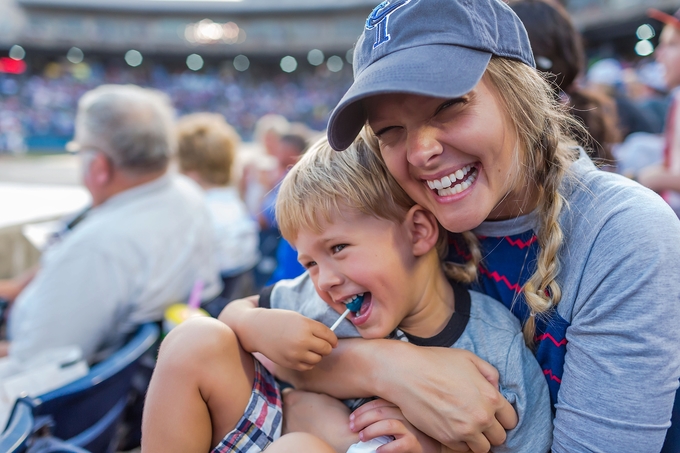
[407,127,444,168]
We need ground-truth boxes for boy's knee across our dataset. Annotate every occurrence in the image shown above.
[159,317,239,366]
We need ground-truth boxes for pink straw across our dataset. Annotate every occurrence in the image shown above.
[187,279,204,310]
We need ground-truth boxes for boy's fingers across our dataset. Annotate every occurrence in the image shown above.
[359,419,406,443]
[351,398,395,418]
[309,336,334,356]
[312,323,338,347]
[351,406,404,432]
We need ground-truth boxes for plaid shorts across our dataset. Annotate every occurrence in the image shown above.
[211,359,283,453]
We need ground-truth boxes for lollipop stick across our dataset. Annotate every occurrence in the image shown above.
[330,308,351,332]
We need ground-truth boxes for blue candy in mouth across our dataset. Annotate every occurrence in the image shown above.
[345,294,364,314]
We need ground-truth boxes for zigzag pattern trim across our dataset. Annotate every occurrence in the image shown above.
[478,267,522,293]
[543,369,562,384]
[535,333,567,348]
[505,235,538,249]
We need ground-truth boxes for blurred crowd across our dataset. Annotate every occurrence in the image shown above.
[0,61,352,153]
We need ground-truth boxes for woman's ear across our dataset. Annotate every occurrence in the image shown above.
[405,205,439,257]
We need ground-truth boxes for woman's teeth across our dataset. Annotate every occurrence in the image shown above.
[426,165,477,196]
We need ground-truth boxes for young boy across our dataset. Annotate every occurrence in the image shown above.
[141,136,552,453]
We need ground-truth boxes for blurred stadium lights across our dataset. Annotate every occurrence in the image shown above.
[280,55,297,73]
[636,24,655,40]
[186,53,204,71]
[635,40,654,57]
[125,49,143,67]
[184,19,245,45]
[307,49,324,66]
[66,47,84,64]
[326,55,343,72]
[233,54,249,71]
[9,45,26,61]
[345,48,353,64]
[0,57,26,74]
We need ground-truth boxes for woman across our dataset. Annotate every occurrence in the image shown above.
[275,0,680,452]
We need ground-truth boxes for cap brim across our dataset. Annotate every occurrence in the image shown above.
[327,44,492,151]
[648,8,680,29]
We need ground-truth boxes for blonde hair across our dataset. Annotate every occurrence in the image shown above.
[365,57,583,347]
[277,135,449,259]
[176,113,241,186]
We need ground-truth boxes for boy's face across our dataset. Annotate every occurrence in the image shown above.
[657,25,680,89]
[294,207,422,339]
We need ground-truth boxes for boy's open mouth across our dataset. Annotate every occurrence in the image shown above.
[425,164,479,196]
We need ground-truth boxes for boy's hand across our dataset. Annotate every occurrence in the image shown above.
[249,309,338,371]
[350,399,441,453]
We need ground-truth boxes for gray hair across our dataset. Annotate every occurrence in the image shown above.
[75,84,176,172]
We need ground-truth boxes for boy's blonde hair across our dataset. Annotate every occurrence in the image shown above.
[177,113,241,186]
[277,135,451,261]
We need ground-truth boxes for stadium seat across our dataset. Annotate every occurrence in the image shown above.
[0,397,89,453]
[12,322,160,453]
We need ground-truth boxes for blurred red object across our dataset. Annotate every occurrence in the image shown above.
[0,57,26,74]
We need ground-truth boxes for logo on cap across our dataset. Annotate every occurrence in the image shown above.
[366,0,416,49]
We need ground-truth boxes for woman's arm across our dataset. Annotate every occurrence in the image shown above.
[550,192,680,452]
[277,337,517,453]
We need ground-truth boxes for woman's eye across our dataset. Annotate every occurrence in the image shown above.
[436,98,465,115]
[331,244,347,254]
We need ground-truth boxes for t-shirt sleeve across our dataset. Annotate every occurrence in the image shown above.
[497,332,553,453]
[552,198,680,452]
[258,285,274,309]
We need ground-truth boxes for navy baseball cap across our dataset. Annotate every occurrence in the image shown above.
[327,0,536,151]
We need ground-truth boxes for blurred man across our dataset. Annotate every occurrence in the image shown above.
[639,8,680,216]
[2,85,221,362]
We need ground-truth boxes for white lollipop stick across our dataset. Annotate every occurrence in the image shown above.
[330,308,351,332]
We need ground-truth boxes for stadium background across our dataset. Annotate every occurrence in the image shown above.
[0,0,675,152]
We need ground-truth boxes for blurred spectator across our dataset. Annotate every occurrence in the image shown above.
[627,61,671,133]
[2,84,221,363]
[509,0,620,166]
[638,8,680,216]
[176,112,260,299]
[586,58,659,139]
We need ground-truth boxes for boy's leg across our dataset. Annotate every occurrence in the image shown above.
[142,317,256,452]
[267,433,336,453]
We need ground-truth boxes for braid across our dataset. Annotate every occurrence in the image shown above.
[486,58,580,348]
[443,231,481,284]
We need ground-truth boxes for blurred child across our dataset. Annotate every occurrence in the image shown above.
[141,136,551,453]
[177,113,260,284]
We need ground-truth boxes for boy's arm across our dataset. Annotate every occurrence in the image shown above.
[219,295,338,371]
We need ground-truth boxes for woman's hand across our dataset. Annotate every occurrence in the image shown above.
[350,399,441,453]
[380,346,517,453]
[279,339,517,452]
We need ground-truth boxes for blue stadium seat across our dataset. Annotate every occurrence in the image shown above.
[15,322,160,453]
[0,397,89,453]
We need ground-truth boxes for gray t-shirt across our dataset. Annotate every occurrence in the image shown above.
[257,153,680,452]
[261,277,552,453]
